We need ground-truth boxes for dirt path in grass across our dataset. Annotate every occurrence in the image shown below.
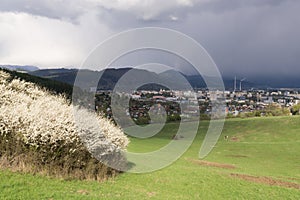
[230,173,300,190]
[188,159,236,169]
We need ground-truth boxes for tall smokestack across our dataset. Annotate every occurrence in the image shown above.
[240,78,246,91]
[234,76,236,92]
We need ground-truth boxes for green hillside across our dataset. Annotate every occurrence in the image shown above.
[0,116,299,199]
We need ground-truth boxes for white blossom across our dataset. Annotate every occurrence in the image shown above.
[0,70,129,154]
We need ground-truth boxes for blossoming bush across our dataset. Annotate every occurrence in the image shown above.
[0,70,129,180]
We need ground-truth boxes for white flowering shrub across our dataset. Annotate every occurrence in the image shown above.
[0,70,129,180]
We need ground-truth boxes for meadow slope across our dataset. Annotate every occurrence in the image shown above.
[1,116,300,199]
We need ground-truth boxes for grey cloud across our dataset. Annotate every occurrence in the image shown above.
[0,0,294,22]
[94,0,292,23]
[0,0,299,79]
[95,0,300,78]
[0,0,88,21]
[0,0,292,25]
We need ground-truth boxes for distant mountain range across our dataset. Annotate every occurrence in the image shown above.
[2,65,299,90]
[28,67,256,91]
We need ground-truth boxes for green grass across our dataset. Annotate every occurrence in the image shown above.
[1,116,300,199]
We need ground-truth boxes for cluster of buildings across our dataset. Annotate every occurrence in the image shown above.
[94,88,300,121]
[223,89,300,116]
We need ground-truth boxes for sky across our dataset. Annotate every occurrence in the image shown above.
[0,0,299,79]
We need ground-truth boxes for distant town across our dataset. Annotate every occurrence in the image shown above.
[94,85,300,124]
[1,65,300,123]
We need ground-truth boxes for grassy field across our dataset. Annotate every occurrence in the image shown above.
[1,116,299,199]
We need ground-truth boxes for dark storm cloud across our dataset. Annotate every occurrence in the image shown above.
[94,0,300,79]
[0,0,299,79]
[184,0,300,78]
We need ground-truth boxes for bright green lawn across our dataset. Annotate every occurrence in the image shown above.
[1,116,299,199]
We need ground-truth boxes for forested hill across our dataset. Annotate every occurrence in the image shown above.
[0,68,74,99]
